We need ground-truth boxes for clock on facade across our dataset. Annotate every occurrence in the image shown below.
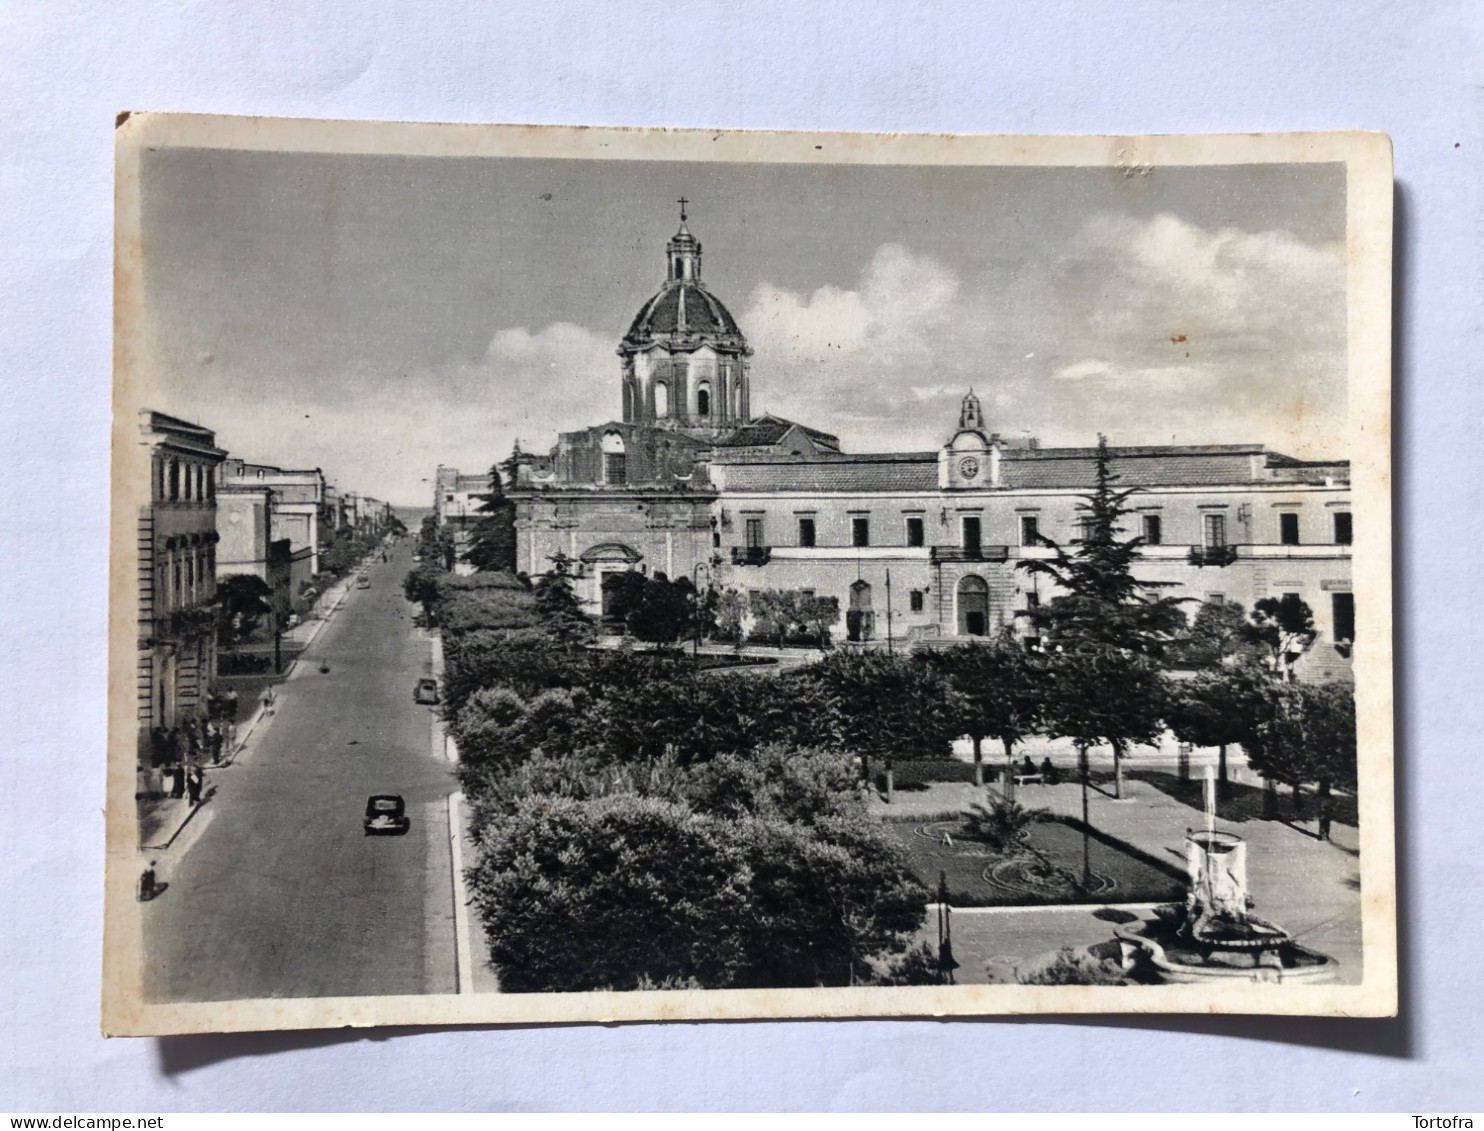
[958,456,980,479]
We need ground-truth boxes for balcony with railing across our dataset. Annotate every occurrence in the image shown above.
[730,545,771,566]
[1188,544,1239,567]
[930,544,1010,563]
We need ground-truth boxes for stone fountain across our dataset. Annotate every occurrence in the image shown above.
[1114,768,1337,984]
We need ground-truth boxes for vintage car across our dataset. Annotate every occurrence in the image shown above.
[364,794,410,836]
[357,574,371,589]
[413,678,441,705]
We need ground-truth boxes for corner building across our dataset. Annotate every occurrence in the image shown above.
[510,214,1354,679]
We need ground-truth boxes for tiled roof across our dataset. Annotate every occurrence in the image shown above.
[716,444,1349,494]
[719,455,939,493]
[1000,446,1349,489]
[1002,450,1260,489]
[625,281,744,341]
[713,415,841,449]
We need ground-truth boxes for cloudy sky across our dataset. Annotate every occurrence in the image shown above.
[139,149,1347,506]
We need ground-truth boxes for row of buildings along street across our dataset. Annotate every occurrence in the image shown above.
[135,409,400,840]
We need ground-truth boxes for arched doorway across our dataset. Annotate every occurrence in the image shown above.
[847,580,874,642]
[957,575,989,637]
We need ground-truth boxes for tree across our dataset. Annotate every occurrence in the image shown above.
[928,635,1044,792]
[712,588,746,646]
[964,795,1049,853]
[1247,594,1316,682]
[1164,662,1274,799]
[626,572,694,649]
[1019,434,1189,658]
[402,559,444,623]
[600,569,648,628]
[215,574,274,644]
[799,594,841,649]
[1042,647,1167,886]
[1243,680,1356,840]
[1178,597,1255,668]
[532,553,593,647]
[467,792,928,992]
[804,651,964,801]
[1018,435,1188,797]
[465,464,518,573]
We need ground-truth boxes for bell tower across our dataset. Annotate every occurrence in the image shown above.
[959,388,986,433]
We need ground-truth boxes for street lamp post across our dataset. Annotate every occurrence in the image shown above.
[691,562,711,659]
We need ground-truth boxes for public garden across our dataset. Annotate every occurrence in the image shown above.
[407,446,1361,990]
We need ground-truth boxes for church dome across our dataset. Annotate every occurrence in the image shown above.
[624,280,745,343]
[618,204,754,433]
[619,206,751,354]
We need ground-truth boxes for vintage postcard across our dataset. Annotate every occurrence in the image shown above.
[104,114,1394,1034]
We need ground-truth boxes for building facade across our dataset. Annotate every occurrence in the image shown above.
[217,459,325,590]
[506,213,1355,677]
[138,411,227,758]
[215,483,294,623]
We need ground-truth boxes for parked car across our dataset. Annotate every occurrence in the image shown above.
[357,574,371,589]
[413,678,440,705]
[364,794,410,836]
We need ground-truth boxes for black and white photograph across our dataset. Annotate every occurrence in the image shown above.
[103,116,1394,1034]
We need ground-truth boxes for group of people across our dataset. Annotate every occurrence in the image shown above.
[147,713,232,808]
[150,715,229,770]
[1016,755,1062,786]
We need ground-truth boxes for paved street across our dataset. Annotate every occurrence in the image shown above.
[144,546,459,1002]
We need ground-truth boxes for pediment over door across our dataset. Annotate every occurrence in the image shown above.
[579,542,643,565]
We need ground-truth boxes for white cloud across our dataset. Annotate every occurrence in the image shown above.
[1050,359,1113,381]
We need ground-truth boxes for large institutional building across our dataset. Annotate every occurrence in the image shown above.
[477,210,1354,677]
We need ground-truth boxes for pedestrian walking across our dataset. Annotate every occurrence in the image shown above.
[208,721,223,764]
[186,766,203,805]
[170,763,185,799]
[138,860,158,902]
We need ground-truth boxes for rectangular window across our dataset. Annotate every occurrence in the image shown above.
[962,515,981,553]
[909,590,925,612]
[905,516,924,547]
[797,517,816,547]
[1332,592,1355,641]
[1333,511,1352,545]
[1206,592,1226,604]
[800,589,815,600]
[1142,514,1162,545]
[1279,512,1300,545]
[603,452,626,485]
[1025,591,1040,609]
[745,517,764,549]
[1203,512,1227,548]
[852,517,870,547]
[1020,515,1039,545]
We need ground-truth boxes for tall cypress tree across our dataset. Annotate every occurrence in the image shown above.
[465,463,518,574]
[1019,436,1188,800]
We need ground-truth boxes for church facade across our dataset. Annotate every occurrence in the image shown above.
[502,211,1355,677]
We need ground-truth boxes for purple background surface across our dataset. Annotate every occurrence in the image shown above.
[1,0,1479,1112]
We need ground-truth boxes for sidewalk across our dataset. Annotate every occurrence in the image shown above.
[137,566,365,854]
